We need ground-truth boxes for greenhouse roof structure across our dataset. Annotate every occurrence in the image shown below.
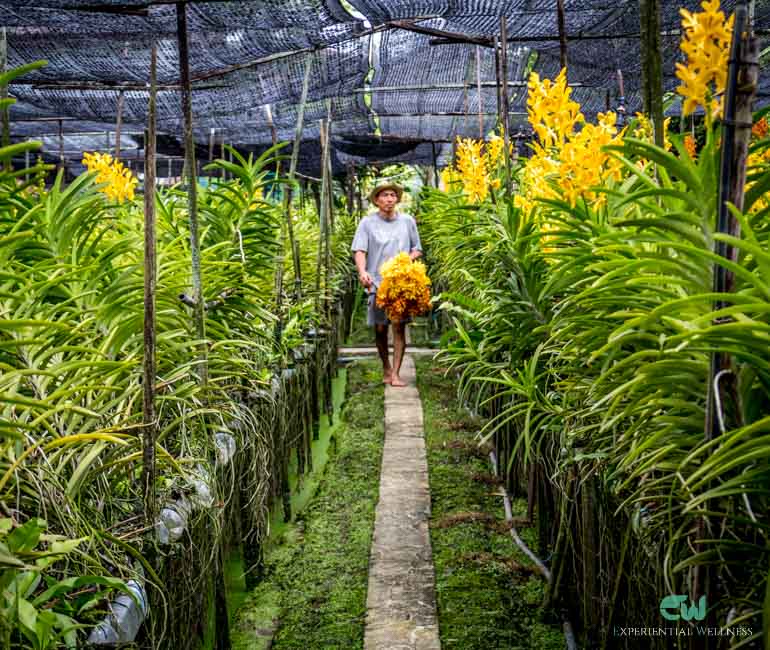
[6,0,770,174]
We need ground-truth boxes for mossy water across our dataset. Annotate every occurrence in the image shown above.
[231,360,384,648]
[416,358,564,650]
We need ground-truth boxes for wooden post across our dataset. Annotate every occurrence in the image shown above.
[325,100,334,232]
[290,53,314,177]
[58,119,65,171]
[499,19,512,198]
[176,1,208,386]
[208,127,215,182]
[315,119,328,310]
[639,0,664,147]
[0,27,10,168]
[265,103,281,181]
[142,42,158,523]
[695,7,758,628]
[475,46,484,139]
[556,0,568,70]
[431,142,439,187]
[346,163,355,216]
[283,53,313,302]
[462,57,470,136]
[115,90,125,160]
[616,68,626,125]
[494,36,503,125]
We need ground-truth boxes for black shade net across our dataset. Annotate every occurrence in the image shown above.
[5,0,770,172]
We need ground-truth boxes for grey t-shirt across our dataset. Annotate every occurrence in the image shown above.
[351,211,422,289]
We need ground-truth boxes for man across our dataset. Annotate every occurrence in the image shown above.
[351,182,422,387]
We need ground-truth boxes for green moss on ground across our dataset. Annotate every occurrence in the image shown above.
[417,359,564,650]
[231,360,384,649]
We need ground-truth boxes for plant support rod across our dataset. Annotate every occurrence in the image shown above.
[176,1,207,385]
[142,42,158,522]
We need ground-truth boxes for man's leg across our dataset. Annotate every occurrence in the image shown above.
[375,324,392,383]
[390,321,407,387]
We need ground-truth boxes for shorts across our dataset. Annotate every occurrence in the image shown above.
[367,290,413,327]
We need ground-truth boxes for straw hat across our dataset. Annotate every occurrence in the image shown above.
[368,182,404,204]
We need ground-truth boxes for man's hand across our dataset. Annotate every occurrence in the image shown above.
[359,270,373,289]
[409,249,422,261]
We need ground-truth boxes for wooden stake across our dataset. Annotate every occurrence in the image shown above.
[219,133,227,181]
[176,1,207,386]
[431,142,439,187]
[696,6,758,634]
[265,103,281,180]
[316,119,328,311]
[639,0,664,147]
[616,68,627,125]
[494,37,503,125]
[556,0,568,70]
[0,27,10,168]
[325,100,334,233]
[475,45,484,139]
[58,119,64,171]
[283,53,313,302]
[290,53,314,178]
[499,19,512,199]
[142,42,158,523]
[346,163,355,216]
[115,90,125,160]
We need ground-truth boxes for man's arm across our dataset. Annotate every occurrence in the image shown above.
[408,217,423,261]
[354,250,373,289]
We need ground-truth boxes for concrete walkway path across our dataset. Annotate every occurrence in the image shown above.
[364,354,441,650]
[339,346,437,357]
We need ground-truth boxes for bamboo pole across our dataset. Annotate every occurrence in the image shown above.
[58,119,64,171]
[208,127,215,181]
[265,103,281,181]
[0,27,10,169]
[115,90,125,160]
[142,42,158,522]
[494,37,503,125]
[639,0,664,147]
[176,1,207,386]
[616,68,627,125]
[696,6,758,626]
[499,19,512,199]
[475,45,484,139]
[285,52,313,301]
[431,142,439,187]
[556,0,568,70]
[315,119,328,312]
[325,100,334,233]
[346,163,355,217]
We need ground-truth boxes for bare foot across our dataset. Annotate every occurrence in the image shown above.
[383,369,392,384]
[390,376,407,387]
